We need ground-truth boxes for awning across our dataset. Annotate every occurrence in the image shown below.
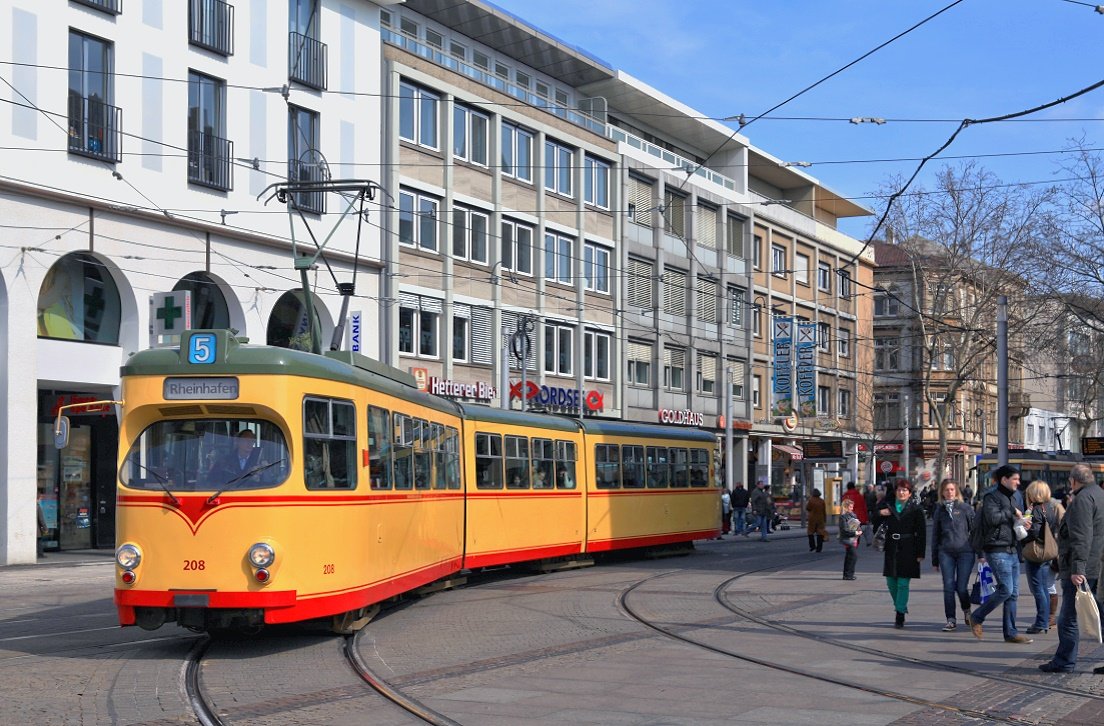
[774,444,803,460]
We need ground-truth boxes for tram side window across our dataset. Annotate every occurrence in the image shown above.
[431,423,448,489]
[367,406,392,490]
[393,413,413,489]
[505,435,530,489]
[647,446,670,488]
[413,418,432,489]
[302,397,356,489]
[556,440,576,489]
[445,426,461,489]
[595,444,621,489]
[622,445,645,488]
[689,449,710,487]
[670,448,689,488]
[532,438,554,489]
[475,432,503,489]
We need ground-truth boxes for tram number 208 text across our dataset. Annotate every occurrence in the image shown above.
[183,560,206,571]
[322,564,335,575]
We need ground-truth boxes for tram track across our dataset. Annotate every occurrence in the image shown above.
[618,554,1042,725]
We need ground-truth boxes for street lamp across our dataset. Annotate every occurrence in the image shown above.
[975,408,987,457]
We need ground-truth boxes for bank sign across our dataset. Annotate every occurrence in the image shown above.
[509,381,605,412]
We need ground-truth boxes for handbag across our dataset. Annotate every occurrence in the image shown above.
[1023,508,1057,563]
[1075,581,1102,644]
[872,523,888,552]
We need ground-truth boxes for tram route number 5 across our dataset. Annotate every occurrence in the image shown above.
[189,333,217,364]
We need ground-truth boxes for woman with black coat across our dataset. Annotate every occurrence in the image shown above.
[873,478,927,629]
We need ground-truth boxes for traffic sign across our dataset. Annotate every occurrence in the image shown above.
[880,460,893,474]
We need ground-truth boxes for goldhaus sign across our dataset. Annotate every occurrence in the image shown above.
[658,408,705,426]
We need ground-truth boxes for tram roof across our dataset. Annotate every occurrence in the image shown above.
[454,403,581,432]
[578,419,717,442]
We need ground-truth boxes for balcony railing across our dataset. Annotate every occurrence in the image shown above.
[288,32,327,90]
[381,28,606,136]
[67,95,122,163]
[287,159,326,214]
[189,0,234,56]
[609,126,736,192]
[188,130,233,192]
[73,0,121,15]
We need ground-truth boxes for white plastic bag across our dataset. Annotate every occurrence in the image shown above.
[1075,581,1102,644]
[978,560,997,601]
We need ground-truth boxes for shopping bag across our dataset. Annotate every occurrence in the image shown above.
[1075,581,1102,644]
[873,523,888,552]
[970,560,997,605]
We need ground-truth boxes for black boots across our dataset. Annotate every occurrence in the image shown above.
[809,535,816,551]
[809,534,825,552]
[816,534,825,553]
[894,611,905,629]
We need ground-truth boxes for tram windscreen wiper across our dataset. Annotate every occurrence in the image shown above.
[128,460,181,507]
[206,459,286,505]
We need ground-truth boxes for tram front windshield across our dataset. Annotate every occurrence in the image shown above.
[121,419,290,492]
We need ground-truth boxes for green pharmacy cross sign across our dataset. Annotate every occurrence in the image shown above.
[150,291,193,345]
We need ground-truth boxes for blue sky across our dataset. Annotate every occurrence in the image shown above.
[491,0,1104,238]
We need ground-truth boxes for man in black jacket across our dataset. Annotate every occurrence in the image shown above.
[970,464,1033,644]
[1040,463,1104,673]
[731,482,750,536]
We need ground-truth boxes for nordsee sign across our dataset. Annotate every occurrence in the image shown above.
[163,377,240,400]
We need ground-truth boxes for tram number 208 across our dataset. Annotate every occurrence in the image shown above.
[183,559,206,571]
[322,564,335,575]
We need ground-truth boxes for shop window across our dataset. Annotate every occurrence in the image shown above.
[173,271,230,330]
[37,252,121,344]
[267,290,322,350]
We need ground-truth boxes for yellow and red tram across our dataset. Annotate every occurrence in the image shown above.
[112,330,719,632]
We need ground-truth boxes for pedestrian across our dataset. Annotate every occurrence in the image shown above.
[720,488,732,537]
[844,482,869,543]
[36,496,49,559]
[806,488,828,552]
[964,484,974,504]
[873,478,926,628]
[930,478,976,631]
[1022,480,1064,634]
[839,497,861,580]
[1039,464,1104,673]
[750,480,772,542]
[864,484,878,545]
[731,482,750,536]
[969,464,1033,644]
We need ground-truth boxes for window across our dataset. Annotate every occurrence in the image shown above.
[670,448,690,488]
[725,287,746,328]
[753,306,762,338]
[838,270,852,298]
[398,82,439,149]
[303,397,356,489]
[838,389,852,418]
[501,121,533,182]
[367,406,392,489]
[627,175,654,226]
[584,242,610,293]
[837,328,851,358]
[817,322,830,352]
[68,30,119,162]
[472,49,489,70]
[874,290,900,317]
[771,245,786,277]
[556,440,577,489]
[932,339,955,370]
[451,206,489,264]
[726,215,745,258]
[425,29,443,50]
[398,189,439,252]
[647,446,670,488]
[663,189,686,237]
[817,262,831,291]
[288,105,322,213]
[584,329,611,380]
[627,258,654,309]
[627,340,652,386]
[475,432,503,489]
[662,267,687,316]
[452,315,469,362]
[288,0,326,90]
[453,103,489,165]
[697,204,718,249]
[544,322,574,375]
[621,445,645,488]
[504,435,530,489]
[391,414,413,489]
[874,392,901,429]
[664,346,685,391]
[817,386,830,416]
[752,375,761,408]
[187,71,231,191]
[37,252,121,344]
[696,352,718,395]
[531,439,556,489]
[752,234,763,269]
[928,393,952,427]
[697,276,719,324]
[189,0,234,56]
[501,219,533,275]
[595,444,621,489]
[74,0,121,14]
[543,232,574,285]
[875,337,899,371]
[544,139,573,196]
[398,294,440,358]
[584,156,610,208]
[728,359,746,399]
[449,40,467,61]
[795,253,810,285]
[690,449,710,487]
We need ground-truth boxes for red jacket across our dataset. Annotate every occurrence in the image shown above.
[843,488,869,524]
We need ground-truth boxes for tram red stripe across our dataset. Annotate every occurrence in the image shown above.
[586,529,716,552]
[463,542,582,569]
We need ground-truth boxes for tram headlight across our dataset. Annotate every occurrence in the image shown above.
[115,543,142,570]
[247,543,275,568]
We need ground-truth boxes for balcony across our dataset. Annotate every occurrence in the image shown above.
[67,95,122,163]
[73,0,121,15]
[188,131,233,192]
[287,159,326,214]
[609,126,736,192]
[189,0,234,56]
[381,28,606,136]
[288,32,327,91]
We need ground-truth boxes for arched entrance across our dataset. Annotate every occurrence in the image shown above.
[266,290,332,350]
[37,251,122,344]
[172,271,241,331]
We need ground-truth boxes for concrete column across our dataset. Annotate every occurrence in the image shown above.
[736,436,749,488]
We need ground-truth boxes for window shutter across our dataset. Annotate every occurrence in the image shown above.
[727,359,746,382]
[627,258,654,308]
[697,277,718,323]
[628,175,653,226]
[697,352,717,381]
[399,291,420,309]
[470,306,492,365]
[419,296,443,314]
[663,268,687,316]
[453,302,471,319]
[697,205,717,249]
[627,340,651,362]
[663,189,686,237]
[664,346,684,369]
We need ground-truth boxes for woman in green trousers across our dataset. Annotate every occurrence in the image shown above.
[873,479,927,628]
